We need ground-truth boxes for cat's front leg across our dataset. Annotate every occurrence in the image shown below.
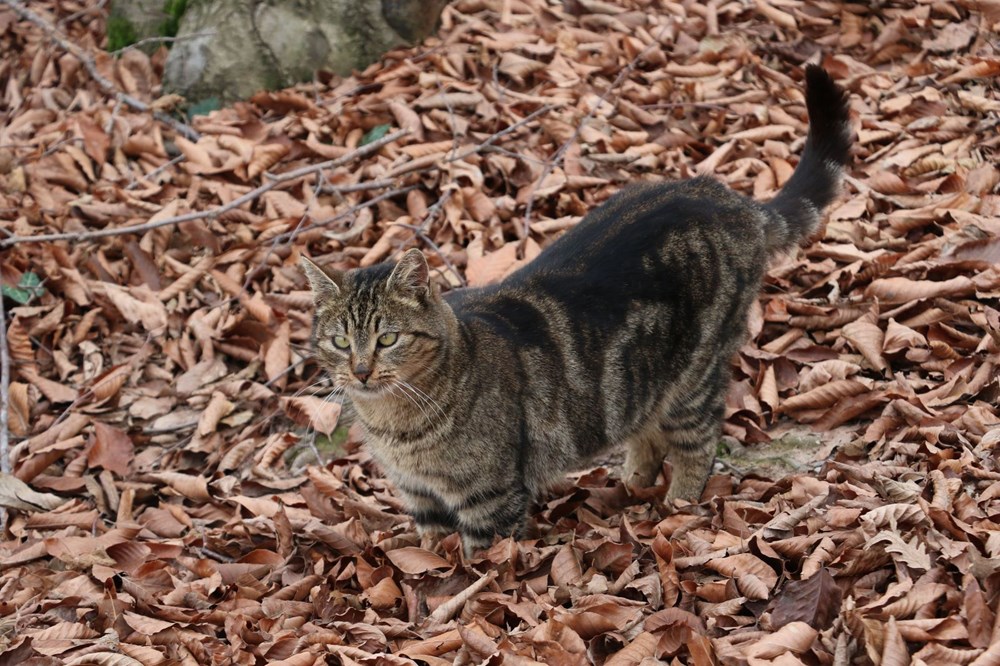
[453,485,531,557]
[395,485,458,543]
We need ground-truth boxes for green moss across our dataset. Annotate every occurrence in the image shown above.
[107,15,139,52]
[158,0,188,38]
[185,96,222,119]
[107,0,187,54]
[317,425,351,455]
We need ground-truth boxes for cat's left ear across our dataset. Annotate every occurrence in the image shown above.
[300,256,342,303]
[388,248,430,301]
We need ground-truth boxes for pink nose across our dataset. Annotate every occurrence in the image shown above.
[353,366,371,383]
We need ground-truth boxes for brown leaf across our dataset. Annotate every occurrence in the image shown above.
[0,473,64,512]
[197,391,235,436]
[384,546,453,574]
[88,422,134,475]
[247,143,290,180]
[771,568,842,630]
[882,616,911,666]
[265,321,292,387]
[842,319,888,372]
[604,631,657,666]
[280,396,342,436]
[745,621,818,658]
[551,544,583,587]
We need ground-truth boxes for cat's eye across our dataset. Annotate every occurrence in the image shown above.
[377,332,398,347]
[332,335,350,349]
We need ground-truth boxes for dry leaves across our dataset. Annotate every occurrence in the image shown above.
[0,0,999,663]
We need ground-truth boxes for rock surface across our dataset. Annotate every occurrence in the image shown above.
[162,0,449,104]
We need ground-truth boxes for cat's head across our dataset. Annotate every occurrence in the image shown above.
[301,249,452,396]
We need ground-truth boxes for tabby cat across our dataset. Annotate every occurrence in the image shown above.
[302,66,851,554]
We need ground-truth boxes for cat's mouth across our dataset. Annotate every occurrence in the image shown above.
[347,380,390,395]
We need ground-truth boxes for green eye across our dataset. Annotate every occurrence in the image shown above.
[377,332,398,347]
[333,335,350,349]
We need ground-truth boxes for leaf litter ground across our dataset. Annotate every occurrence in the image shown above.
[1,0,999,664]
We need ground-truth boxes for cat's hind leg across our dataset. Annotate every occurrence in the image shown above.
[622,422,670,490]
[660,394,724,501]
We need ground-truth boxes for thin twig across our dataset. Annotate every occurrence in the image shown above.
[271,185,417,245]
[392,222,467,288]
[125,154,186,190]
[445,104,556,164]
[0,129,409,247]
[520,38,664,240]
[639,101,728,111]
[0,290,9,475]
[58,0,108,26]
[318,177,399,194]
[1,0,200,142]
[417,190,453,232]
[110,31,217,57]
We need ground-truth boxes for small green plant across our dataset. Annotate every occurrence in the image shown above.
[159,0,188,39]
[1,272,46,305]
[107,0,188,53]
[106,15,138,52]
[360,124,392,147]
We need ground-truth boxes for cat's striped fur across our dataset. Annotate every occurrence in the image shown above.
[302,66,852,554]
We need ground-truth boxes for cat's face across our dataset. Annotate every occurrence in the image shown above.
[302,250,450,397]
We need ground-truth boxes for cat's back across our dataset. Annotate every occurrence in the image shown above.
[445,176,770,353]
[519,176,766,277]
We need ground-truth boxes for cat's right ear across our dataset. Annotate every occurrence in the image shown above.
[300,256,342,302]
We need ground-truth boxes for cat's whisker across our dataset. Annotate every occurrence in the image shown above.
[395,378,447,421]
[388,381,433,424]
[391,380,437,423]
[320,386,347,407]
[289,375,335,400]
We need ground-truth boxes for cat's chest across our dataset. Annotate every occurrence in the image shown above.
[362,424,446,468]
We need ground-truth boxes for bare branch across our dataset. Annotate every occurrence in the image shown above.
[520,39,664,240]
[0,0,201,142]
[392,222,467,288]
[445,104,557,164]
[0,291,10,475]
[110,31,217,57]
[319,178,399,195]
[271,185,417,245]
[0,129,410,248]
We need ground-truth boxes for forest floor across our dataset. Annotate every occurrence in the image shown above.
[1,0,999,664]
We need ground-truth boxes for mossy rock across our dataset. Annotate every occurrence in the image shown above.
[162,0,450,106]
[108,0,188,53]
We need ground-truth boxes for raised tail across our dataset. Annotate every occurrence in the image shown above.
[764,65,852,251]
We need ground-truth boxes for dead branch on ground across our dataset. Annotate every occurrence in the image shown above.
[0,130,410,248]
[1,0,201,142]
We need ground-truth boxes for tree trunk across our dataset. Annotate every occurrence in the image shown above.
[157,0,449,105]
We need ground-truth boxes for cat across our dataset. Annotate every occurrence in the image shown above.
[302,65,851,555]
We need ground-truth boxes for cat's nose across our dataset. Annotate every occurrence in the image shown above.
[353,365,372,383]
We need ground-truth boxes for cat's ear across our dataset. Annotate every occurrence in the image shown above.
[388,248,430,301]
[300,256,342,302]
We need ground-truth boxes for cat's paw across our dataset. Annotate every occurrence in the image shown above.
[460,533,494,559]
[622,464,660,492]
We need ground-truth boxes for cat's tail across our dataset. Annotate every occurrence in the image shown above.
[762,65,852,252]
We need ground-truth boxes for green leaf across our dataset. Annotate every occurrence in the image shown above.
[2,272,45,304]
[18,272,42,289]
[360,124,391,147]
[1,285,32,304]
